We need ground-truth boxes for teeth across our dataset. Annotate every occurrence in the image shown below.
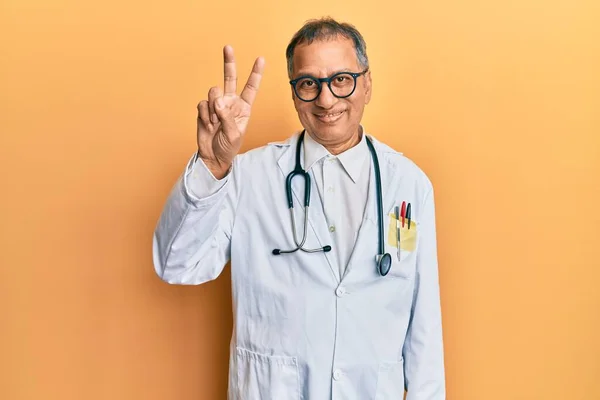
[320,111,343,117]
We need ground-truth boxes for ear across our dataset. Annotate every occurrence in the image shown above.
[364,70,373,104]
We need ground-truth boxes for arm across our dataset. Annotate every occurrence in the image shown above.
[403,187,446,399]
[152,154,239,285]
[152,45,264,285]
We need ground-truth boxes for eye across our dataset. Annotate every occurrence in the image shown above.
[297,78,317,89]
[335,75,348,83]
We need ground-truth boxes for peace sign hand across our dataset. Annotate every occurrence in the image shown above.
[196,45,265,179]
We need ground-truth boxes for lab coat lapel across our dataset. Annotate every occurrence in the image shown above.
[276,134,341,283]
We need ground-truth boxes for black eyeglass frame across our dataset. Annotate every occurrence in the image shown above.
[289,68,369,102]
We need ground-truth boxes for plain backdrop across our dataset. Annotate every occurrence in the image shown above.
[1,0,599,399]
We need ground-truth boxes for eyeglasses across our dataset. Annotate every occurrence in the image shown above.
[289,69,369,102]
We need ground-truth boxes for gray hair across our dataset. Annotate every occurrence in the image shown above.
[285,17,370,78]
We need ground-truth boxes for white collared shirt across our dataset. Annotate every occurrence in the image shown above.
[302,131,371,278]
[188,129,371,278]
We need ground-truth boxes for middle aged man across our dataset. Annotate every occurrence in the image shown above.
[153,17,446,400]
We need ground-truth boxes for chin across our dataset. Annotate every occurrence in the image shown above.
[310,123,347,140]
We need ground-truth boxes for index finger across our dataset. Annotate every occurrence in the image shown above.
[240,56,265,106]
[223,45,237,95]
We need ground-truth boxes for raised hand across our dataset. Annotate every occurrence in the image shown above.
[196,45,265,179]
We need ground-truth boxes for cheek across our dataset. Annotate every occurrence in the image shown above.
[346,98,364,117]
[295,104,313,120]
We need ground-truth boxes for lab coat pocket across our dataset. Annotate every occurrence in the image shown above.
[374,358,406,400]
[385,209,417,280]
[387,211,417,252]
[236,347,300,400]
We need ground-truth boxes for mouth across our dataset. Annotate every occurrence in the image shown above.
[315,110,345,124]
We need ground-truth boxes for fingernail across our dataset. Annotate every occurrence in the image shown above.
[211,113,218,123]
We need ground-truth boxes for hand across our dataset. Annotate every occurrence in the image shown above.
[196,45,265,179]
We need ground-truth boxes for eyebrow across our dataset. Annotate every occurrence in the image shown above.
[294,68,354,78]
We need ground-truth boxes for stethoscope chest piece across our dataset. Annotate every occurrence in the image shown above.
[377,253,392,276]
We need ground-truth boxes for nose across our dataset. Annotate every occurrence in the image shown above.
[314,83,336,109]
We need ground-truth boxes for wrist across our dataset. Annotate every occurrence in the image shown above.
[199,154,230,180]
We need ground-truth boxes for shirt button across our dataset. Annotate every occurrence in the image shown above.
[335,287,346,297]
[328,186,334,192]
[333,369,343,380]
[329,225,335,232]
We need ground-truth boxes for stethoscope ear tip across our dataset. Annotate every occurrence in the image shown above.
[272,249,281,255]
[323,245,332,252]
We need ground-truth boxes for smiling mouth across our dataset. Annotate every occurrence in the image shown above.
[315,110,345,123]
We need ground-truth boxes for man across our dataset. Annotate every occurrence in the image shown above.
[153,17,445,400]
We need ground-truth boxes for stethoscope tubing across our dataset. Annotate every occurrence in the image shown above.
[273,130,391,276]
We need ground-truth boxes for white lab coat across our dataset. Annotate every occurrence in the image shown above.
[153,131,446,400]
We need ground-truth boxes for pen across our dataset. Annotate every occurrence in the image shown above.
[400,201,406,228]
[407,203,411,229]
[395,206,401,261]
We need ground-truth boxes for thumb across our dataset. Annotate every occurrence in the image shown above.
[214,97,239,138]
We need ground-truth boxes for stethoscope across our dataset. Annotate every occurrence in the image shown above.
[272,130,392,276]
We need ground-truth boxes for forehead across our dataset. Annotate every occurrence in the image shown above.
[291,36,360,77]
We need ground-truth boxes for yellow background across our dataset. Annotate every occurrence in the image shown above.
[1,0,599,399]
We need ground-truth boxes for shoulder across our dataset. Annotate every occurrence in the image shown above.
[369,134,434,193]
[233,132,299,168]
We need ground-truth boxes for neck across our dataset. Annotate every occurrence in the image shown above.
[310,127,363,155]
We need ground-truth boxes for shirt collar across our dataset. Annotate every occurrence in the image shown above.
[303,130,330,171]
[303,127,370,184]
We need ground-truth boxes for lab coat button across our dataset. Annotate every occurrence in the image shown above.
[329,225,335,232]
[335,287,346,297]
[332,369,343,380]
